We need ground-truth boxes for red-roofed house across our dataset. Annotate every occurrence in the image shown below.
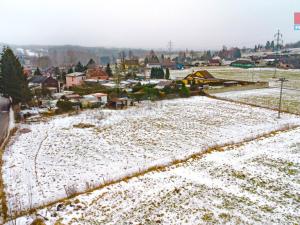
[86,68,109,80]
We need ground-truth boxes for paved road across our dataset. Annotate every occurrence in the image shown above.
[0,97,10,146]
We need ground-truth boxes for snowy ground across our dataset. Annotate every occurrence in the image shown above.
[3,96,300,215]
[214,88,300,114]
[13,126,300,225]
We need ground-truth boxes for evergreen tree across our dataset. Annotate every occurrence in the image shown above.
[144,57,149,65]
[179,83,190,97]
[0,47,31,104]
[105,63,113,77]
[233,48,241,59]
[150,68,164,79]
[86,58,96,69]
[150,68,155,79]
[68,67,74,74]
[254,45,258,52]
[61,71,67,83]
[159,68,164,79]
[54,67,60,76]
[75,61,84,72]
[265,41,271,49]
[165,68,170,79]
[34,67,42,76]
[271,41,275,51]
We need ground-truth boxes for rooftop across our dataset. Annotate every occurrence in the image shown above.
[29,75,48,84]
[66,72,86,77]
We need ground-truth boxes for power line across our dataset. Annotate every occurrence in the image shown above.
[273,29,283,78]
[167,40,173,57]
[274,29,283,51]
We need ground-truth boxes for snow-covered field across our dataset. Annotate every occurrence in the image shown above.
[14,126,300,225]
[214,88,300,114]
[3,96,300,215]
[171,66,300,90]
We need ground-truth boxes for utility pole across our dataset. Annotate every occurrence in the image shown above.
[114,63,121,98]
[273,29,283,78]
[277,77,288,118]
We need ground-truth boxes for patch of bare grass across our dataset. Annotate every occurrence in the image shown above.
[73,123,95,129]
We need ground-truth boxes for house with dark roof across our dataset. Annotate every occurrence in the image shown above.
[28,76,59,92]
[209,58,222,66]
[161,59,177,69]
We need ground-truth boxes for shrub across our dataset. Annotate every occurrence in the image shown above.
[56,100,73,113]
[179,84,190,97]
[70,84,107,96]
[64,184,78,197]
[30,218,46,225]
[73,123,95,128]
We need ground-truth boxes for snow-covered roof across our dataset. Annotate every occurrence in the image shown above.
[66,72,85,77]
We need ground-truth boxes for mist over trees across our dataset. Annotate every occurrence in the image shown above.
[47,46,148,66]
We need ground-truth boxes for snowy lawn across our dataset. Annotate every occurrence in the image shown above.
[14,126,300,225]
[3,96,300,214]
[214,88,300,114]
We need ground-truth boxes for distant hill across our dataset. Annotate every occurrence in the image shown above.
[285,41,300,49]
[0,43,151,67]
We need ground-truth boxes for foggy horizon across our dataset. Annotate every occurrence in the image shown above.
[0,0,299,50]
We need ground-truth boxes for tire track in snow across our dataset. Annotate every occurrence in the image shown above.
[34,125,51,196]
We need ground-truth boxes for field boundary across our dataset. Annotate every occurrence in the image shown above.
[205,92,300,117]
[204,82,269,94]
[0,126,17,223]
[4,124,300,224]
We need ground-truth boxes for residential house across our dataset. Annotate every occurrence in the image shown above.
[86,68,109,81]
[182,70,221,85]
[80,93,108,108]
[209,58,222,66]
[124,59,140,71]
[161,59,177,69]
[92,93,108,104]
[146,62,162,69]
[28,75,59,92]
[66,72,86,88]
[108,97,129,109]
[155,80,174,90]
[64,94,81,103]
[23,67,32,77]
[144,50,160,65]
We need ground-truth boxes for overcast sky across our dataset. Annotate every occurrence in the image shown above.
[0,0,299,50]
